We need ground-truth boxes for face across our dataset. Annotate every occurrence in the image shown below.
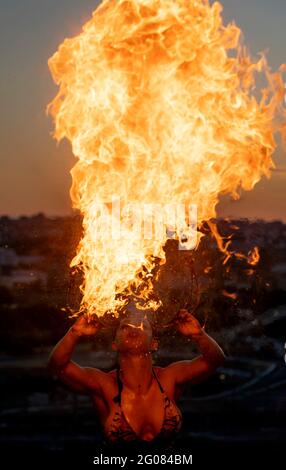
[112,316,155,354]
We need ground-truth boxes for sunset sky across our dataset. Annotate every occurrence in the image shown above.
[1,0,285,220]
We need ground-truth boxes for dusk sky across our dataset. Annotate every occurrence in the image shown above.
[1,0,285,220]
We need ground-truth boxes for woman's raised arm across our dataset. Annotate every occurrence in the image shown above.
[47,315,106,394]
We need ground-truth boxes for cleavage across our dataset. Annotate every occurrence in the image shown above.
[120,377,165,439]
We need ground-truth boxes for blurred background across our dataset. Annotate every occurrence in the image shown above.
[0,215,286,464]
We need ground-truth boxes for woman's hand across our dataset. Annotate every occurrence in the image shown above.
[71,314,102,338]
[174,309,203,337]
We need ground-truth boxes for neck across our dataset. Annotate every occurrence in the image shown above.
[118,352,153,395]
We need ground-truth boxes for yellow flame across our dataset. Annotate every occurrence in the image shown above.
[248,246,260,266]
[47,0,285,317]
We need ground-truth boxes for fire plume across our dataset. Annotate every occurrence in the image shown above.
[47,0,285,318]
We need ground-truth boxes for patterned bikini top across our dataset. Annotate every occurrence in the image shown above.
[105,366,182,445]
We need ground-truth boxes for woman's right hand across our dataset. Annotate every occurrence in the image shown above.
[70,314,102,337]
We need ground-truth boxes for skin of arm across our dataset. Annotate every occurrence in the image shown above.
[165,309,226,386]
[47,315,106,395]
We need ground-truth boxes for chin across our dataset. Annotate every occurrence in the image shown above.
[121,340,149,353]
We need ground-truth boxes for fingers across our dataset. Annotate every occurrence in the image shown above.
[84,313,98,324]
[177,309,191,320]
[89,317,101,328]
[174,311,188,327]
[81,313,102,331]
[175,309,197,326]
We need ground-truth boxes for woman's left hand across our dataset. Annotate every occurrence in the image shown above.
[174,309,203,337]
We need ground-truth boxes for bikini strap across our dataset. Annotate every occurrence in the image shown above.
[113,365,122,405]
[152,367,165,394]
[113,366,164,404]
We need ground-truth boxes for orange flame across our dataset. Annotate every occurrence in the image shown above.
[47,0,285,318]
[222,290,237,300]
[126,321,145,331]
[248,246,260,266]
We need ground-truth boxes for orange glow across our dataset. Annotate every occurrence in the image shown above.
[47,0,285,318]
[222,290,237,300]
[126,321,145,331]
[248,246,260,266]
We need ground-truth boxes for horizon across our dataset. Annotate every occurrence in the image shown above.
[1,212,285,225]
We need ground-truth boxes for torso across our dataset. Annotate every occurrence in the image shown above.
[89,366,182,442]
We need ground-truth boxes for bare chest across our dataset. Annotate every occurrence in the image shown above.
[91,368,176,440]
[120,383,166,438]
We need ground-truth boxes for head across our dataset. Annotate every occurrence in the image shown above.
[112,312,158,356]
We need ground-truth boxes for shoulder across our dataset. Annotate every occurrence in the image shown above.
[107,368,117,379]
[153,365,173,384]
[153,365,164,375]
[106,368,120,385]
[153,365,179,399]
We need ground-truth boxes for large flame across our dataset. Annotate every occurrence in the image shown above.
[47,0,285,318]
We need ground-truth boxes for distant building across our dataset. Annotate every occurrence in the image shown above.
[0,248,47,290]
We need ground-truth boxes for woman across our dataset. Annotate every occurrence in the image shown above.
[48,309,225,450]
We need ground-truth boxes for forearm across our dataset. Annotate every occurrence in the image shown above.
[48,326,81,371]
[191,330,225,366]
